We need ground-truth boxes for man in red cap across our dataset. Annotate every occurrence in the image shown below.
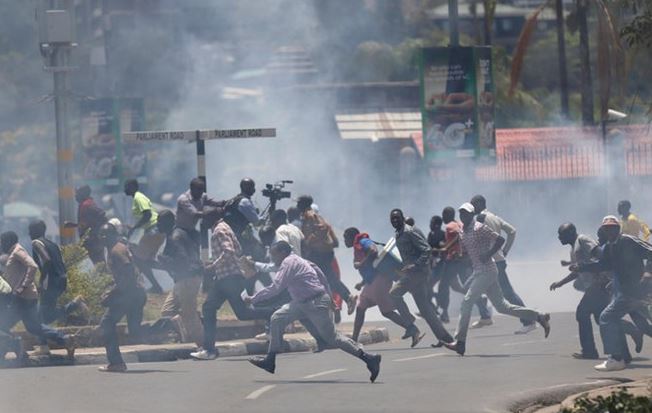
[573,215,652,371]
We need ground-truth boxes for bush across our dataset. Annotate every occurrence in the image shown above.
[560,388,652,413]
[59,241,113,324]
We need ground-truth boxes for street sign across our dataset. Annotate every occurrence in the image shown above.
[123,128,276,142]
[123,126,277,260]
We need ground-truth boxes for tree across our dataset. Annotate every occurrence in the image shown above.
[509,0,623,126]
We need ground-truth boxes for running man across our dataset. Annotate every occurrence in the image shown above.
[443,203,551,356]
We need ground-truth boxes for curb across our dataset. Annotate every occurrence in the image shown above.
[1,327,390,369]
[506,378,632,413]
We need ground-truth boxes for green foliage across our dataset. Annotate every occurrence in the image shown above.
[560,388,652,413]
[621,0,652,49]
[59,241,112,324]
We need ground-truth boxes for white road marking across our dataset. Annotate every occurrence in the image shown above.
[302,368,348,379]
[502,340,547,347]
[393,353,448,362]
[245,385,276,400]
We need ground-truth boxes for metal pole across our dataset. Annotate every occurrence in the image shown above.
[53,44,75,245]
[448,0,460,47]
[555,0,570,118]
[196,131,209,260]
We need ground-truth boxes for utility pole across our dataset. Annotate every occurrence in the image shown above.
[449,0,460,46]
[38,3,77,244]
[555,0,570,118]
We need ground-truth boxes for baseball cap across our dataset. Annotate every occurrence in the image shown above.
[459,203,475,214]
[601,215,621,227]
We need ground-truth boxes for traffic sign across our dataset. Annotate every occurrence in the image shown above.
[123,128,276,142]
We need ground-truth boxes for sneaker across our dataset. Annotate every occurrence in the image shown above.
[249,355,275,374]
[514,324,537,335]
[365,353,381,383]
[347,295,358,316]
[32,345,51,356]
[537,313,551,338]
[98,363,127,373]
[470,318,493,329]
[443,340,466,356]
[254,332,270,341]
[594,357,626,372]
[190,349,217,360]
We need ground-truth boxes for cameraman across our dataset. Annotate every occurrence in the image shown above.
[223,178,264,236]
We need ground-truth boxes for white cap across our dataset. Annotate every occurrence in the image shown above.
[459,202,475,214]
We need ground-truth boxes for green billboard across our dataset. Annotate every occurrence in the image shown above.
[420,46,496,162]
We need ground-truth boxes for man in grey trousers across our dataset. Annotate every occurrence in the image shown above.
[443,203,551,356]
[244,241,382,383]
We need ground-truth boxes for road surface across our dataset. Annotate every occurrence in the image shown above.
[1,313,650,413]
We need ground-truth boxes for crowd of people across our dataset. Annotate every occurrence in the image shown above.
[1,177,651,380]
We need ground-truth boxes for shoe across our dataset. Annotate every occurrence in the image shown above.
[190,349,217,360]
[537,313,551,338]
[470,318,493,329]
[632,329,644,353]
[594,357,626,372]
[514,324,537,335]
[32,345,51,356]
[63,334,77,358]
[347,295,358,316]
[401,324,416,340]
[440,311,450,324]
[431,341,445,349]
[572,352,599,360]
[254,332,270,341]
[365,353,381,383]
[411,330,426,348]
[98,363,127,373]
[249,355,275,374]
[443,340,466,356]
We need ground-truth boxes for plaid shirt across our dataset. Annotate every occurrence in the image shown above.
[210,221,242,280]
[460,221,500,276]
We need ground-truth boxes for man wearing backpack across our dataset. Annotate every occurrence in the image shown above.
[29,220,88,355]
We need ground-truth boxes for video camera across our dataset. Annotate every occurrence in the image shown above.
[261,180,293,217]
[262,180,293,203]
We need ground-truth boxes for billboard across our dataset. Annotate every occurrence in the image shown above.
[80,98,146,188]
[420,46,495,162]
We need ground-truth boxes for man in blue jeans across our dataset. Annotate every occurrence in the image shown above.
[191,211,271,360]
[573,216,652,371]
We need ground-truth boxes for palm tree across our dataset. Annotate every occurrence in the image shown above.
[509,0,623,125]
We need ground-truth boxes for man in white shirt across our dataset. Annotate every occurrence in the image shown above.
[271,210,303,256]
[470,194,536,335]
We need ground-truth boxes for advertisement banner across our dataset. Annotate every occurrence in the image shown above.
[80,98,146,188]
[420,47,495,162]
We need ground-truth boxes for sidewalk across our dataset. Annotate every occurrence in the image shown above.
[520,378,652,413]
[0,327,389,369]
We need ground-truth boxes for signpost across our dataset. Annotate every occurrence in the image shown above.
[123,127,277,259]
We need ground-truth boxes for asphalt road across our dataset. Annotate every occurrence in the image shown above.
[1,313,651,413]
